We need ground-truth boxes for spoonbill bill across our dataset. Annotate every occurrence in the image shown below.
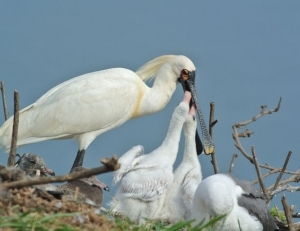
[160,105,202,223]
[58,166,109,207]
[109,91,192,224]
[0,55,214,171]
[191,173,279,231]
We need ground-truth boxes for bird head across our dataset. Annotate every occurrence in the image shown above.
[70,166,109,191]
[177,58,215,155]
[15,153,55,177]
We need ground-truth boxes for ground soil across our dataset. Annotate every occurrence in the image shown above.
[0,187,118,231]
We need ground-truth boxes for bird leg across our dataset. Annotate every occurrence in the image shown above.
[70,149,86,172]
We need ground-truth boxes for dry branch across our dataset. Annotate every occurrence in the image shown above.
[251,145,269,201]
[8,90,19,166]
[282,194,295,231]
[209,102,219,174]
[0,156,120,189]
[272,151,293,191]
[229,153,238,173]
[232,97,282,163]
[0,81,9,120]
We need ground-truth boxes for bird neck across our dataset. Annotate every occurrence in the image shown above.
[182,130,199,165]
[158,110,186,161]
[138,67,178,116]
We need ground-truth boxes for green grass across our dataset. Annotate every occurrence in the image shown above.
[0,207,227,231]
[270,205,286,223]
[0,206,80,231]
[113,214,227,231]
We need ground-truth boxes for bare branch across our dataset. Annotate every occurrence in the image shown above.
[8,90,19,166]
[232,97,282,163]
[251,145,269,201]
[270,184,300,196]
[267,171,300,191]
[0,156,120,189]
[209,102,219,174]
[229,153,238,173]
[0,81,9,120]
[272,151,293,191]
[234,97,282,128]
[238,129,254,138]
[281,194,295,231]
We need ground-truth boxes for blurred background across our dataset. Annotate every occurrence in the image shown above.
[0,1,299,212]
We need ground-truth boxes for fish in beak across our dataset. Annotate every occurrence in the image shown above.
[178,69,215,155]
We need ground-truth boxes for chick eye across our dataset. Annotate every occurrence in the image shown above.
[29,159,36,164]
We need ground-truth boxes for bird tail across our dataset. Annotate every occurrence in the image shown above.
[0,114,16,152]
[0,104,42,152]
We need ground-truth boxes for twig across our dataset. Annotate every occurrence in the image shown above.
[270,184,300,196]
[0,155,120,189]
[209,102,219,174]
[291,205,295,215]
[0,81,9,120]
[293,213,300,218]
[281,194,295,231]
[74,186,79,201]
[267,171,300,191]
[251,145,269,201]
[252,165,300,185]
[229,153,238,173]
[232,97,282,163]
[272,151,292,191]
[274,205,281,219]
[252,168,282,184]
[8,90,19,166]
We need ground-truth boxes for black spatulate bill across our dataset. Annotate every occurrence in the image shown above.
[178,69,214,155]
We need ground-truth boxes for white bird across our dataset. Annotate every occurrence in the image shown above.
[109,91,191,224]
[0,55,214,171]
[112,145,144,185]
[191,173,279,231]
[159,105,202,223]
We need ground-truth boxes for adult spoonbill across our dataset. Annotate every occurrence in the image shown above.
[0,55,214,171]
[160,105,202,223]
[109,91,192,224]
[191,173,279,231]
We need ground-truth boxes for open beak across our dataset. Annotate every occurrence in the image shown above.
[178,71,215,155]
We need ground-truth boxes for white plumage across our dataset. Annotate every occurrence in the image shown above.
[0,55,207,170]
[109,92,191,224]
[191,173,279,231]
[159,105,202,223]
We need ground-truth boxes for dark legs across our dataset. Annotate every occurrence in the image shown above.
[70,149,86,172]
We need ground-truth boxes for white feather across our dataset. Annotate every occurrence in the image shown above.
[191,174,264,231]
[0,55,196,156]
[109,93,191,224]
[160,108,202,223]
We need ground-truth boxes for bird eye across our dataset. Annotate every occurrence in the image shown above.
[29,159,36,164]
[181,69,189,80]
